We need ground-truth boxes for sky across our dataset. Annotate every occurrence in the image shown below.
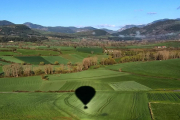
[0,0,180,30]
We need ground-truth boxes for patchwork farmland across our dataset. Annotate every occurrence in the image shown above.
[0,44,180,120]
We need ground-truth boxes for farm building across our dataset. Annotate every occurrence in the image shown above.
[155,46,167,49]
[8,40,14,43]
[104,49,114,53]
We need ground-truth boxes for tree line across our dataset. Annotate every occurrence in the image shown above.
[2,56,115,77]
[3,49,179,78]
[109,50,180,63]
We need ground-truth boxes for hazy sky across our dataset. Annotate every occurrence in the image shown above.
[0,0,180,30]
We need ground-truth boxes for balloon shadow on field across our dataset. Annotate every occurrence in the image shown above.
[75,86,96,109]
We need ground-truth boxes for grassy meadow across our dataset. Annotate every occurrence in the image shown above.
[105,59,180,79]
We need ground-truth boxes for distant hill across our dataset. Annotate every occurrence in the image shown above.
[100,28,117,34]
[118,24,145,32]
[75,29,109,36]
[112,19,180,40]
[0,22,47,42]
[68,26,97,32]
[24,22,74,33]
[150,18,170,24]
[0,20,14,26]
[24,22,99,33]
[24,22,46,30]
[2,18,180,41]
[117,18,180,32]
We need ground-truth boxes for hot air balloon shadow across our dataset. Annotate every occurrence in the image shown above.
[75,86,96,109]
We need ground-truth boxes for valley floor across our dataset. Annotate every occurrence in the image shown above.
[0,59,180,120]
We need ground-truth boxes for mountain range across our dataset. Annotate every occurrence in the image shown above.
[24,22,113,34]
[111,19,180,40]
[0,20,14,26]
[0,21,47,42]
[118,24,145,32]
[118,18,180,32]
[1,18,180,41]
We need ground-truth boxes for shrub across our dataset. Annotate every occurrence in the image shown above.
[67,61,72,65]
[41,74,49,80]
[55,67,63,73]
[93,65,100,69]
[72,66,77,72]
[33,68,44,75]
[39,62,45,65]
[21,62,26,65]
[101,57,116,65]
[54,61,59,65]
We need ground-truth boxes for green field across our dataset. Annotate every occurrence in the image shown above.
[148,92,180,103]
[0,48,13,50]
[151,103,180,120]
[60,81,114,91]
[36,46,75,51]
[42,56,69,64]
[60,54,81,64]
[100,74,180,90]
[77,47,103,54]
[17,49,60,56]
[0,51,19,56]
[15,56,51,65]
[0,68,127,92]
[147,92,180,120]
[0,56,23,63]
[109,81,151,91]
[0,48,180,119]
[0,61,10,65]
[0,92,151,120]
[107,41,180,49]
[0,93,65,120]
[106,59,180,79]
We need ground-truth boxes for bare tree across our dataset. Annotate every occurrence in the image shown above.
[83,58,90,69]
[101,58,105,65]
[3,65,11,77]
[145,52,150,61]
[33,67,44,75]
[44,64,53,74]
[23,65,32,76]
[77,63,83,71]
[162,50,169,60]
[91,57,98,65]
[3,64,23,77]
[154,52,159,60]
